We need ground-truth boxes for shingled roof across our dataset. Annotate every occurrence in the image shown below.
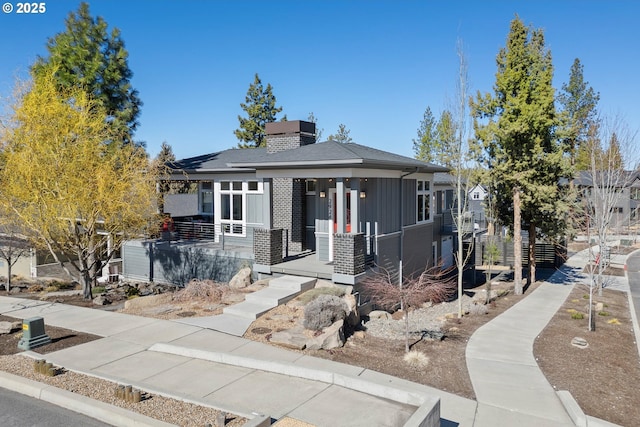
[170,140,449,174]
[227,140,449,172]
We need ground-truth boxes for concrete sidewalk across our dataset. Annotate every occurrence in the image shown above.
[1,246,630,426]
[0,296,459,427]
[466,249,624,427]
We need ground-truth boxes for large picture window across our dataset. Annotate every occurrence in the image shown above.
[417,180,431,222]
[220,181,244,234]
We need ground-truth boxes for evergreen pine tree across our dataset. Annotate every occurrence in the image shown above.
[235,73,283,148]
[32,2,142,146]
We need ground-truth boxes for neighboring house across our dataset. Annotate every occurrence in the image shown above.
[574,170,640,230]
[126,120,450,285]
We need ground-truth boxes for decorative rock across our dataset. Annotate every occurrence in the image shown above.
[352,330,366,340]
[9,287,22,295]
[368,310,392,320]
[229,267,252,289]
[0,321,15,335]
[306,320,345,350]
[123,293,173,310]
[571,337,589,349]
[595,302,604,312]
[270,326,307,350]
[343,293,361,327]
[93,295,110,305]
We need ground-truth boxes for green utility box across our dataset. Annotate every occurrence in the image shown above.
[17,317,51,350]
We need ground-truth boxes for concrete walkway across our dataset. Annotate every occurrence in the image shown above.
[2,246,633,426]
[0,296,449,427]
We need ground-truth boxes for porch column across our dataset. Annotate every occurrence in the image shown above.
[262,179,272,229]
[336,178,346,233]
[350,179,360,233]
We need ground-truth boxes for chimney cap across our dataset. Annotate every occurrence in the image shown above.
[265,120,315,136]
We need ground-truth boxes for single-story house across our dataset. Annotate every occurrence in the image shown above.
[125,120,452,285]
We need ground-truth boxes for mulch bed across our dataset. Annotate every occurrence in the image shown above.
[534,286,640,426]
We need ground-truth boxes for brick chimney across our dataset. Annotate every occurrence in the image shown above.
[265,120,316,153]
[264,120,316,252]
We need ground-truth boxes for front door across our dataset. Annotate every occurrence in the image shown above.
[328,188,351,262]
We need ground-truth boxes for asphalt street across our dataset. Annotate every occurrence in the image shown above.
[0,387,111,427]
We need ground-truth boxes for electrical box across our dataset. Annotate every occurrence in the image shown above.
[17,317,51,350]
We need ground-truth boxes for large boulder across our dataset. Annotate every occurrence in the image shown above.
[229,267,252,289]
[368,310,392,320]
[306,320,345,350]
[343,293,360,327]
[270,326,308,350]
[0,321,19,335]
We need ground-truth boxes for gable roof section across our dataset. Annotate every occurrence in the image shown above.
[227,140,449,172]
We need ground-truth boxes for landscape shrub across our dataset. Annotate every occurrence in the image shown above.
[403,350,430,369]
[303,294,348,331]
[27,284,43,293]
[571,311,585,320]
[93,286,106,294]
[174,279,225,303]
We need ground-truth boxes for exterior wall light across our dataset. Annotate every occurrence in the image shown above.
[320,191,326,198]
[360,191,366,199]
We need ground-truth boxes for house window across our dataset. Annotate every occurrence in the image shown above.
[417,180,431,222]
[611,207,623,214]
[201,181,213,215]
[220,181,244,234]
[248,181,259,191]
[306,179,316,194]
[631,188,640,200]
[473,192,480,200]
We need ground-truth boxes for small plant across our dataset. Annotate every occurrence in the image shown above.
[571,312,585,320]
[571,299,580,303]
[126,286,140,298]
[583,294,589,299]
[403,350,430,369]
[93,286,106,294]
[566,308,577,314]
[303,294,348,331]
[297,287,345,305]
[607,318,621,325]
[44,285,59,292]
[469,303,489,315]
[27,284,44,293]
[598,311,610,316]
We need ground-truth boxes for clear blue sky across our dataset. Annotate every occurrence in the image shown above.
[1,1,638,162]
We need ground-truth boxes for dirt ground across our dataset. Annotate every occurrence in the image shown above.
[534,286,640,426]
[2,262,640,426]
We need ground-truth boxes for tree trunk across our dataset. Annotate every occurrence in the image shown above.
[6,261,11,294]
[513,188,523,295]
[528,222,536,286]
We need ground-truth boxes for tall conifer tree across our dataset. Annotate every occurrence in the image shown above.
[235,73,283,148]
[471,16,566,292]
[32,2,142,146]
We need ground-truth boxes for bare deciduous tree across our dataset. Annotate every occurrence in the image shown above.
[580,115,638,331]
[361,265,456,352]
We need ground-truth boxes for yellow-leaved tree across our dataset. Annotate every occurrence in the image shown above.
[0,71,158,299]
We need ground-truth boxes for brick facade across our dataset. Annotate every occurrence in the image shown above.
[333,233,366,275]
[265,121,316,253]
[253,228,283,265]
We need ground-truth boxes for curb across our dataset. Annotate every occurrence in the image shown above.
[624,249,640,364]
[0,371,176,427]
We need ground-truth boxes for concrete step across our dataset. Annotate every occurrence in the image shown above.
[223,300,275,320]
[269,276,316,292]
[245,287,299,306]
